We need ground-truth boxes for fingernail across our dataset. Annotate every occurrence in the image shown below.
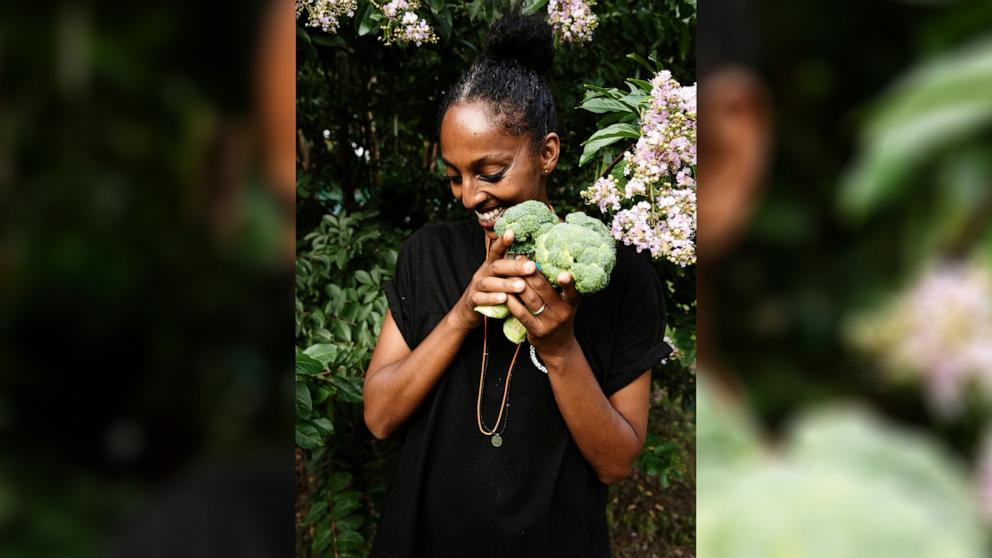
[515,281,526,290]
[524,262,536,273]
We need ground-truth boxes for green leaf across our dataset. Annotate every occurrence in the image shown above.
[328,375,364,403]
[296,422,323,449]
[337,529,365,548]
[626,52,657,73]
[522,0,549,16]
[357,4,382,36]
[331,320,353,342]
[312,417,334,436]
[303,502,328,526]
[436,6,453,43]
[296,349,324,375]
[303,343,338,366]
[577,97,634,114]
[331,490,363,519]
[355,270,372,285]
[296,383,313,418]
[579,123,640,166]
[839,37,992,220]
[428,0,443,15]
[468,0,484,21]
[330,471,353,493]
[312,525,333,554]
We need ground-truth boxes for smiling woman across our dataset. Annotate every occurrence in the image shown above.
[361,7,671,557]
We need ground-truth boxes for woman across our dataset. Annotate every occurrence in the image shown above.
[364,9,670,557]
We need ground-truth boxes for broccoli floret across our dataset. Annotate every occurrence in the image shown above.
[564,211,612,242]
[477,206,616,345]
[534,214,616,294]
[476,201,559,320]
[493,200,558,258]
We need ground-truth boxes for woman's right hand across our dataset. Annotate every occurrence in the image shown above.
[448,229,538,331]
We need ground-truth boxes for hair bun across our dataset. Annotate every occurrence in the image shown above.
[485,9,554,76]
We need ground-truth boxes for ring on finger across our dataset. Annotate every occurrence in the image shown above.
[531,303,547,317]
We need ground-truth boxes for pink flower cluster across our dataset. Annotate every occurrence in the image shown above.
[296,0,357,34]
[547,0,599,44]
[849,261,992,416]
[380,0,437,46]
[581,70,698,266]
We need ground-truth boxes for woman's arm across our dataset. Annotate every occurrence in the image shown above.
[363,309,472,440]
[504,270,652,484]
[543,342,650,485]
[363,230,529,439]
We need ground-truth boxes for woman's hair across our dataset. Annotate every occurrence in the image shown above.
[438,8,558,151]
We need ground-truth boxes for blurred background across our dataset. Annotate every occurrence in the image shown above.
[0,1,295,555]
[294,0,695,556]
[699,0,992,555]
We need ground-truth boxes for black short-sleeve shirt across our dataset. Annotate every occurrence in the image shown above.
[371,218,670,558]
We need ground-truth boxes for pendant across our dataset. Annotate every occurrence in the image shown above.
[491,433,503,447]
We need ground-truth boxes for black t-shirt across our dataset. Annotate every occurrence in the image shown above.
[370,218,670,558]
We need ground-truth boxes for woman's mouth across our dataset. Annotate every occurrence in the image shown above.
[475,206,506,228]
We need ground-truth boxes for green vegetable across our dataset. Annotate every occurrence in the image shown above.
[534,212,616,293]
[474,304,510,318]
[503,316,528,344]
[493,200,558,258]
[474,203,617,344]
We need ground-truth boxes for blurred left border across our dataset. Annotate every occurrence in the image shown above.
[0,1,296,556]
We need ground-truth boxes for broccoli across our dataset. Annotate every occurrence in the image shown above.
[493,200,558,258]
[503,316,528,344]
[534,212,616,293]
[473,204,617,345]
[475,201,558,320]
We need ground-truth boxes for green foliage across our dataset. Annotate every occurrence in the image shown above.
[295,210,404,557]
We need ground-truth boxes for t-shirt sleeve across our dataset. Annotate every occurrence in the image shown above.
[383,231,424,350]
[602,250,673,396]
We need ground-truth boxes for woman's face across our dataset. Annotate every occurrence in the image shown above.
[440,101,557,238]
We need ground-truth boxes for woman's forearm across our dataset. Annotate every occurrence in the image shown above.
[542,338,644,484]
[363,311,473,439]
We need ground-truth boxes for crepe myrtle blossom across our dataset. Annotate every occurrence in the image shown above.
[848,260,992,416]
[296,0,357,34]
[581,69,698,266]
[547,0,599,44]
[380,0,437,46]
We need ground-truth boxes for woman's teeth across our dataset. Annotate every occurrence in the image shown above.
[475,207,504,222]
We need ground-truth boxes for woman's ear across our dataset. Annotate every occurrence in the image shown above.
[539,132,561,174]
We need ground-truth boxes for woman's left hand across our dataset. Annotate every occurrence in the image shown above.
[502,256,580,356]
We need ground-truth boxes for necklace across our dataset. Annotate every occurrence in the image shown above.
[477,315,522,447]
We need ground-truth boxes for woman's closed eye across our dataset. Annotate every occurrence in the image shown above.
[445,168,507,185]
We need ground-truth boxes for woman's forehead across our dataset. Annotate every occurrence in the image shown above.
[440,102,523,162]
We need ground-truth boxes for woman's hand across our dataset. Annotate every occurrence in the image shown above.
[448,229,538,331]
[503,258,581,356]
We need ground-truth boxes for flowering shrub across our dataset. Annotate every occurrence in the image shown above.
[848,260,992,415]
[379,0,438,45]
[295,0,602,48]
[579,68,697,266]
[296,0,358,34]
[547,0,598,44]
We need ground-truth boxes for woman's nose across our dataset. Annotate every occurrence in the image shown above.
[461,178,490,208]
